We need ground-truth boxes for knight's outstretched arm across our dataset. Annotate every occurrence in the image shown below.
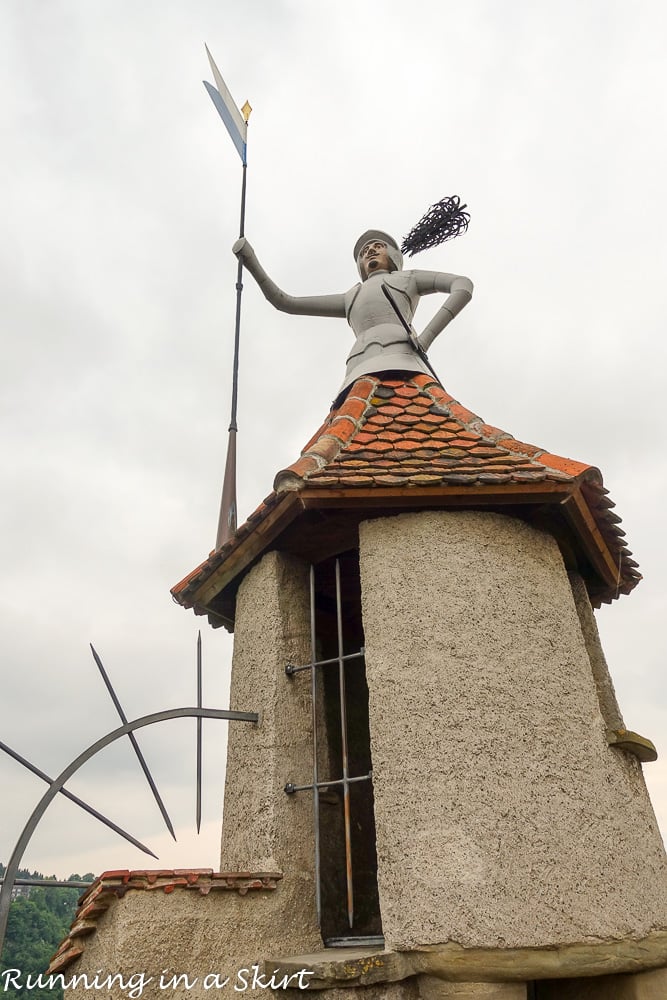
[233,238,346,318]
[414,271,474,351]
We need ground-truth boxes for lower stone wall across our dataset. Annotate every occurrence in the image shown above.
[537,967,667,999]
[48,870,311,999]
[418,982,525,999]
[45,870,667,999]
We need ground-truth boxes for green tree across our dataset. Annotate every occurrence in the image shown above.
[1,868,95,1000]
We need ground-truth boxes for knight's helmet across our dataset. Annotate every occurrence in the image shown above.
[354,229,403,279]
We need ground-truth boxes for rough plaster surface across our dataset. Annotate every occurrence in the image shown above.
[359,511,667,952]
[65,888,318,998]
[418,977,526,998]
[538,966,667,999]
[568,572,624,731]
[219,551,321,949]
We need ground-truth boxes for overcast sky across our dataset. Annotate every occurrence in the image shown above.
[2,0,666,881]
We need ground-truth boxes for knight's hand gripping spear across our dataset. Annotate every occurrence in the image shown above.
[233,226,473,399]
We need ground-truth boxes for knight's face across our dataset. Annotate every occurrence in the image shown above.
[359,241,393,280]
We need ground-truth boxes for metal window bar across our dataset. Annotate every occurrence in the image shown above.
[284,559,371,932]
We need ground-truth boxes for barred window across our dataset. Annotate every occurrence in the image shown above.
[285,551,382,945]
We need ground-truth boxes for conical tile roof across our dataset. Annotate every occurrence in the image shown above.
[274,374,591,492]
[172,374,640,627]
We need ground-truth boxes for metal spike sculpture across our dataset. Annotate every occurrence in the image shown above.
[401,195,470,257]
[0,739,157,859]
[0,633,260,958]
[90,644,177,841]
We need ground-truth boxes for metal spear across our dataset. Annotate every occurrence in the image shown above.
[203,46,252,550]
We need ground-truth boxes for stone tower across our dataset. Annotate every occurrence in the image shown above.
[170,372,667,999]
[53,373,667,1000]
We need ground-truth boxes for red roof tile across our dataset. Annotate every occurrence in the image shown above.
[172,374,640,616]
[272,375,593,491]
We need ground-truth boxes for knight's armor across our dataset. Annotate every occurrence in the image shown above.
[233,229,473,397]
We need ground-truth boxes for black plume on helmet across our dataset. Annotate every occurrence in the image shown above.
[401,196,470,257]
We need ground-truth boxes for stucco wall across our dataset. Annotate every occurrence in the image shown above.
[219,550,321,950]
[63,887,318,998]
[359,510,667,952]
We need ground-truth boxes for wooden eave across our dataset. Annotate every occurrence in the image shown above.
[176,478,625,631]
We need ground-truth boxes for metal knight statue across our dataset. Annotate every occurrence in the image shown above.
[233,221,473,401]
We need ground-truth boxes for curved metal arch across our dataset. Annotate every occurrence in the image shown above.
[0,706,258,955]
